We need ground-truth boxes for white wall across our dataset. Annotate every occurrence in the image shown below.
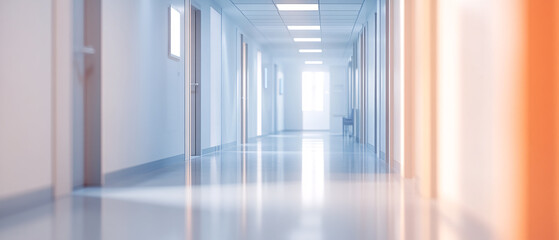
[262,64,275,135]
[247,38,258,138]
[102,0,185,174]
[209,7,222,147]
[245,40,275,138]
[366,12,377,150]
[256,51,274,136]
[392,0,403,171]
[220,13,238,145]
[282,63,304,130]
[0,0,53,198]
[329,66,349,134]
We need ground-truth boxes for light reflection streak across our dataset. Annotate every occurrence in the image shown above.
[185,158,193,240]
[256,141,263,228]
[301,139,325,207]
[241,145,247,239]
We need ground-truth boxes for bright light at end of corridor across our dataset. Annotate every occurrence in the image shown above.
[276,4,319,11]
[299,49,323,53]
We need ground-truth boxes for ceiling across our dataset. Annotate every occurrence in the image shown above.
[216,0,373,65]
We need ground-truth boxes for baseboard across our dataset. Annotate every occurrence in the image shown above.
[104,154,184,186]
[0,187,52,217]
[247,133,270,143]
[202,145,221,155]
[366,143,375,152]
[220,141,237,151]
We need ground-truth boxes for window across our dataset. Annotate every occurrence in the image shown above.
[169,6,181,59]
[302,72,325,112]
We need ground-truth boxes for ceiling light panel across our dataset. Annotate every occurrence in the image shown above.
[279,11,319,17]
[305,61,323,65]
[294,38,322,42]
[276,4,318,11]
[284,21,320,26]
[287,26,320,30]
[291,32,322,38]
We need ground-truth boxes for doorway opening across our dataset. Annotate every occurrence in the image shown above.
[190,7,201,156]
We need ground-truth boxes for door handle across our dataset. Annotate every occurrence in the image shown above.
[191,83,199,86]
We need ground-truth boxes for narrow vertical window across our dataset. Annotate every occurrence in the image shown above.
[169,6,181,59]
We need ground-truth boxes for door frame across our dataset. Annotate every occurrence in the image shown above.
[240,34,249,144]
[189,6,201,156]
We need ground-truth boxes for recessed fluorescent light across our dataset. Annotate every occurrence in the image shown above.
[305,61,323,65]
[276,4,318,11]
[299,49,323,53]
[288,26,320,30]
[294,38,322,42]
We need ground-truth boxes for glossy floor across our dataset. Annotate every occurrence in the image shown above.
[0,132,491,240]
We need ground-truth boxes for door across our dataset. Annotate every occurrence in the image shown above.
[273,64,278,133]
[240,35,249,144]
[73,0,102,187]
[190,7,201,156]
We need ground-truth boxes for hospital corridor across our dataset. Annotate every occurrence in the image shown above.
[0,0,558,239]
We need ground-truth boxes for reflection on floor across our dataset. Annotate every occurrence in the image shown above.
[0,132,491,240]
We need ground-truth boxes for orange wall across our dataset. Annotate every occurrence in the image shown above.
[403,0,525,238]
[520,0,558,239]
[401,0,559,238]
[402,0,415,179]
[408,0,437,198]
[556,2,559,237]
